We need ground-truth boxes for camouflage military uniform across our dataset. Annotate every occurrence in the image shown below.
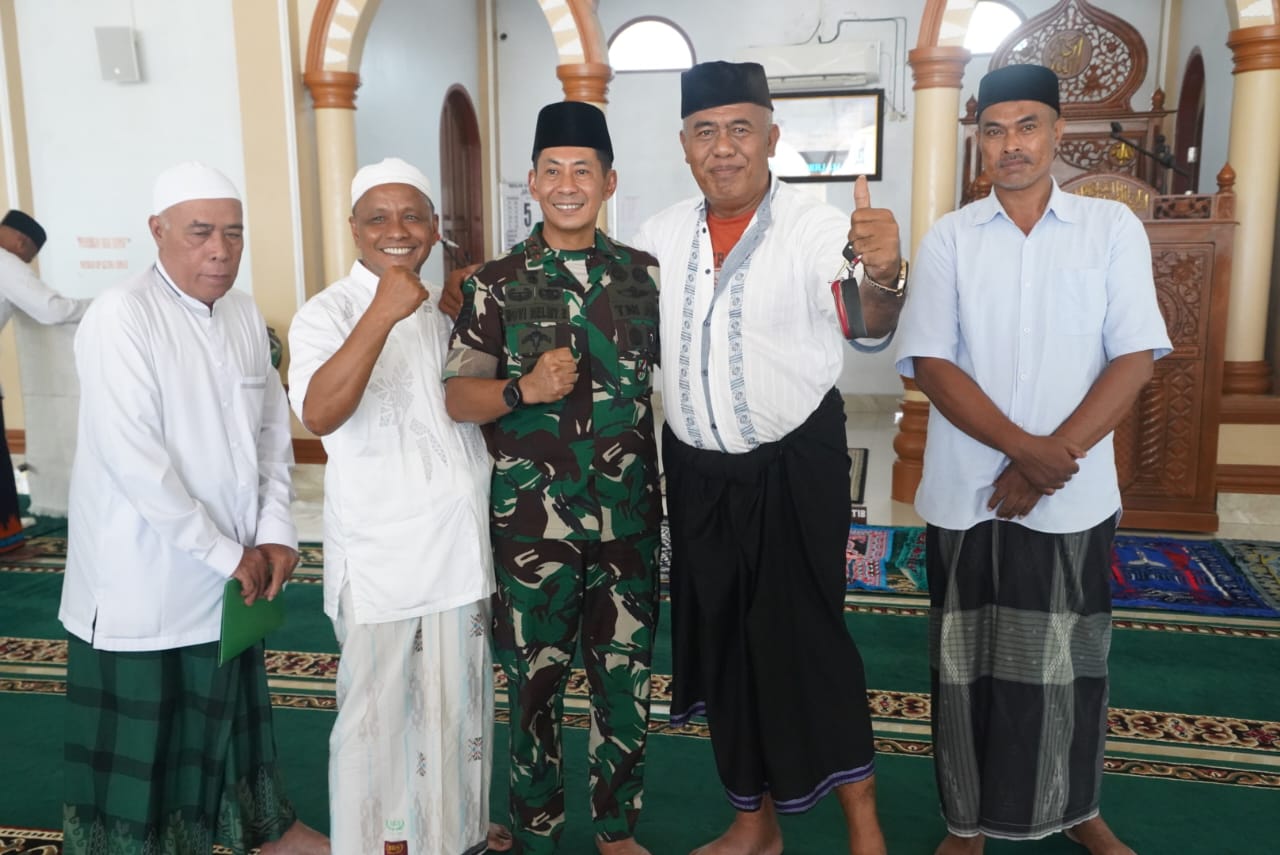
[445,224,661,854]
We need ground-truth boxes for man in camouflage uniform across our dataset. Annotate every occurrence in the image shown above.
[444,102,660,855]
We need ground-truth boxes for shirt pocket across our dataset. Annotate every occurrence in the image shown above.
[506,321,572,377]
[609,284,659,398]
[1052,268,1107,336]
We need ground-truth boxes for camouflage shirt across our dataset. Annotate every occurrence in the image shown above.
[445,224,661,541]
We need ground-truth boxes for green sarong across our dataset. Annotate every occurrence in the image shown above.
[62,636,297,855]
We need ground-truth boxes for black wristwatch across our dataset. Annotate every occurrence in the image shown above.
[502,377,524,410]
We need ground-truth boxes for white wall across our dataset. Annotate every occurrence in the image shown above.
[355,0,482,289]
[13,0,248,298]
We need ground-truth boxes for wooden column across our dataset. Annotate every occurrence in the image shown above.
[891,46,971,503]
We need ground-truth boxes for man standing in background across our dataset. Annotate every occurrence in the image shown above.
[0,209,90,551]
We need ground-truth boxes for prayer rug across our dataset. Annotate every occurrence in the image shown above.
[1111,536,1279,617]
[1218,540,1280,612]
[876,528,1280,618]
[846,525,893,590]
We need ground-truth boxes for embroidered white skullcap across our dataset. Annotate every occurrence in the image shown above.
[152,162,241,215]
[351,157,433,209]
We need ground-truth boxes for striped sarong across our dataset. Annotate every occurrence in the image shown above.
[927,516,1117,840]
[62,637,297,855]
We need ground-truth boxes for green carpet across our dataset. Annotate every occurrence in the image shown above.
[2,535,1278,853]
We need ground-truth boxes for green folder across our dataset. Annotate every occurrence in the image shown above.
[219,578,286,666]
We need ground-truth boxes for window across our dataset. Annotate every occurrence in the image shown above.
[963,1,1025,55]
[608,17,694,73]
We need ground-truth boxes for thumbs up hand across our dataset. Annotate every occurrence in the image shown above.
[848,175,902,285]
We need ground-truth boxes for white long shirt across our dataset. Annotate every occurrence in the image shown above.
[288,261,493,625]
[634,178,862,453]
[60,264,297,651]
[0,246,89,331]
[894,182,1172,533]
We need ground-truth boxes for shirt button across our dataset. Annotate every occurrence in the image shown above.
[710,421,717,430]
[1022,327,1030,334]
[1019,373,1028,381]
[701,369,708,377]
[705,268,711,275]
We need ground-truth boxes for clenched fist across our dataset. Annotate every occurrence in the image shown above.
[371,265,430,325]
[520,347,578,404]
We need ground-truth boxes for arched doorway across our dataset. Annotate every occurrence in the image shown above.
[438,86,483,275]
[1172,49,1205,194]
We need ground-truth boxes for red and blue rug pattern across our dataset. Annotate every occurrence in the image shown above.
[846,525,1280,618]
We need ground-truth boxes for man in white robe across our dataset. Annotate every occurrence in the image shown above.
[288,157,510,855]
[61,162,327,855]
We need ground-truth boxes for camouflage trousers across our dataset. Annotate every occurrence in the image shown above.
[492,531,660,855]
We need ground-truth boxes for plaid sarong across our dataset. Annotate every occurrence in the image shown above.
[63,637,297,855]
[926,517,1116,840]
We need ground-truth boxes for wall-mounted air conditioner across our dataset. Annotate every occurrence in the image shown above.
[735,41,881,92]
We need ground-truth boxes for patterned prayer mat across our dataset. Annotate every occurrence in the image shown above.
[847,526,1280,619]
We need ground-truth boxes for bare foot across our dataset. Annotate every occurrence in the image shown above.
[933,832,984,855]
[689,800,783,855]
[835,777,886,855]
[488,823,514,852]
[259,820,331,855]
[1065,817,1137,855]
[596,835,651,855]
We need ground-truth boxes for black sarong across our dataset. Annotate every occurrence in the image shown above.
[927,517,1117,840]
[662,388,874,813]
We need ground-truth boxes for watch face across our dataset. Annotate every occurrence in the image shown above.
[503,380,520,408]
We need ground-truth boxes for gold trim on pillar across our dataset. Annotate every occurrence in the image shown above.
[908,46,970,89]
[1223,361,1273,395]
[556,62,612,104]
[302,70,360,110]
[1228,24,1280,73]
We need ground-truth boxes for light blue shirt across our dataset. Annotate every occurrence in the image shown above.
[894,181,1172,533]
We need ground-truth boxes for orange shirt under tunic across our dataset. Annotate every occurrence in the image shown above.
[706,209,755,274]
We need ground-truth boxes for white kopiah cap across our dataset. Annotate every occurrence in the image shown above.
[351,157,433,209]
[152,162,241,215]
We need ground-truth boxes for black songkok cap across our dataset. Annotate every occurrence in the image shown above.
[531,101,613,161]
[2,209,46,250]
[680,60,773,119]
[976,64,1061,118]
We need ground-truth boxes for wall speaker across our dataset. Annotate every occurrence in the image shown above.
[94,26,142,84]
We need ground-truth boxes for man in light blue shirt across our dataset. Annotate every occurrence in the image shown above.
[894,64,1170,855]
